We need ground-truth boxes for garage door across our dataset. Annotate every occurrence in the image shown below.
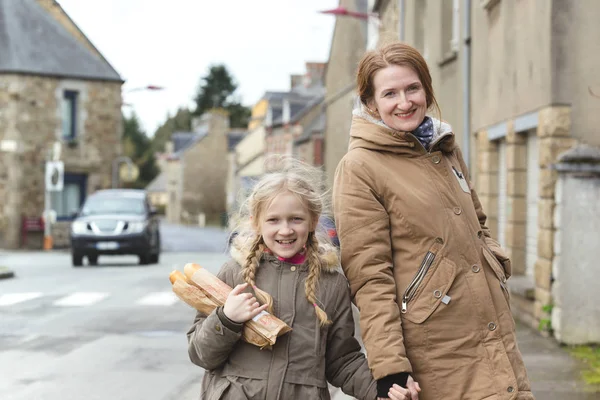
[525,132,539,276]
[497,141,507,248]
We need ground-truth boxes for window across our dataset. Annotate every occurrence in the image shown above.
[51,173,87,220]
[62,90,78,141]
[441,0,460,58]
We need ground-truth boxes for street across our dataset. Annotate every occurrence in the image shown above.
[0,222,229,400]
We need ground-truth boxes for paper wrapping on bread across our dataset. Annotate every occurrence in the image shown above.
[169,263,291,349]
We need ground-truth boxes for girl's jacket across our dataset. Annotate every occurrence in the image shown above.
[332,108,534,400]
[187,246,377,400]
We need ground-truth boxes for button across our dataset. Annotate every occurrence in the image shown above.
[507,386,514,393]
[453,207,462,215]
[215,324,222,332]
[477,231,483,238]
[471,265,480,273]
[290,266,297,272]
[432,155,441,164]
[433,290,442,298]
[488,322,497,331]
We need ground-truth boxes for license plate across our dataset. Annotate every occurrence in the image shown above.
[96,241,119,250]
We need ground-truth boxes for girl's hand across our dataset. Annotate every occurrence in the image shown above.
[223,283,268,323]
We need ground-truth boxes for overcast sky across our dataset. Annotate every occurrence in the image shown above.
[57,0,338,135]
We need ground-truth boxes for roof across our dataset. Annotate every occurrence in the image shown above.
[227,130,246,151]
[146,171,167,193]
[294,111,326,145]
[169,125,209,160]
[0,0,122,82]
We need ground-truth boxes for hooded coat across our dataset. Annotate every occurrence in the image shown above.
[187,243,377,400]
[332,109,534,400]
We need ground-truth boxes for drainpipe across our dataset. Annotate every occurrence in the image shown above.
[398,0,406,41]
[462,0,472,169]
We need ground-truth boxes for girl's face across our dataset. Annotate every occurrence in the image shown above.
[368,64,427,132]
[258,191,313,259]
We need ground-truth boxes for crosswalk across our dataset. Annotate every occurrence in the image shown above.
[0,291,180,308]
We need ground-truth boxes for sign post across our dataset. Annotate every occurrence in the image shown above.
[43,143,63,250]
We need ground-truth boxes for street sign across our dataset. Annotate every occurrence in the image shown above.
[45,161,64,191]
[119,163,139,183]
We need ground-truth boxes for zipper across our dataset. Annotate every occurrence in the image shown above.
[401,251,437,313]
[452,165,464,179]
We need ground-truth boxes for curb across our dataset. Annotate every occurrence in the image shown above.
[0,266,15,280]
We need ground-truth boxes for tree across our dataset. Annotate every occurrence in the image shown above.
[193,64,251,128]
[151,107,193,153]
[122,112,159,189]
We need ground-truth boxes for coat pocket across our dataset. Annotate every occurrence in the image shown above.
[401,255,457,324]
[482,245,511,306]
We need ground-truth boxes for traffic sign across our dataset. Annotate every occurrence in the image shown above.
[45,161,64,191]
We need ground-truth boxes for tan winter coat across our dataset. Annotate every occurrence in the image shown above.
[187,247,377,400]
[332,109,534,400]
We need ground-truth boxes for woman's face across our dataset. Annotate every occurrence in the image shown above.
[368,64,427,132]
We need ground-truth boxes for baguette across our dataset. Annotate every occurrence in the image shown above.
[170,263,292,349]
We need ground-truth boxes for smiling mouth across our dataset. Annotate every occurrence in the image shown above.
[276,239,296,245]
[394,110,416,119]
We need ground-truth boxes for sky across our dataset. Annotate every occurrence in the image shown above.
[57,0,339,136]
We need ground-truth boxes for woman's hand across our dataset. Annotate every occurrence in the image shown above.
[378,376,421,400]
[223,283,268,323]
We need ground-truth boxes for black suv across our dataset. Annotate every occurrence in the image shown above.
[70,189,161,266]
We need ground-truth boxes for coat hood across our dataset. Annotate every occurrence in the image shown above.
[348,105,456,155]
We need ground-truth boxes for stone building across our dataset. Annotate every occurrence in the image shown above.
[165,110,230,226]
[0,0,123,249]
[322,0,368,186]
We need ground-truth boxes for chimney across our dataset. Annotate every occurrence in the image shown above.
[290,74,303,90]
[304,62,326,88]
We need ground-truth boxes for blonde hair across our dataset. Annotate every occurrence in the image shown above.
[230,156,337,326]
[357,41,441,120]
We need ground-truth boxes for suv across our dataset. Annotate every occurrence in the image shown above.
[70,189,161,267]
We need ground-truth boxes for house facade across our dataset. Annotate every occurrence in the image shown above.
[323,0,600,341]
[0,0,123,249]
[165,110,230,226]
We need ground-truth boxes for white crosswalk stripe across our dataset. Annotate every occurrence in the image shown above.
[0,292,43,306]
[136,292,178,306]
[53,292,110,307]
[0,291,184,308]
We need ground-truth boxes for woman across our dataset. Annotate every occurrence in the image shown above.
[332,42,534,400]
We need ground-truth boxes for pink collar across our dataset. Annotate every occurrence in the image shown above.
[277,252,306,264]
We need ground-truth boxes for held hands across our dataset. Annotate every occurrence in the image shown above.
[223,283,269,323]
[378,376,421,400]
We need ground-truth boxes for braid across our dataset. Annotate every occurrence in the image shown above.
[242,234,274,313]
[305,232,331,326]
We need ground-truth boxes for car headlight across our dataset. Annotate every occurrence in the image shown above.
[127,221,146,233]
[71,221,88,234]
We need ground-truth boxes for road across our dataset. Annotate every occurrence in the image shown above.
[0,221,229,400]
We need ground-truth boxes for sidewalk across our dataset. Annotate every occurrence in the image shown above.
[331,321,596,399]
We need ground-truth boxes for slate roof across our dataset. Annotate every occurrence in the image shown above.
[169,126,209,159]
[0,0,122,82]
[146,171,167,193]
[227,130,246,151]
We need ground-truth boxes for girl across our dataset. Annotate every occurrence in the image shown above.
[186,158,409,400]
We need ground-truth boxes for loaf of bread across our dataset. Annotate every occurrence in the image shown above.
[170,263,291,349]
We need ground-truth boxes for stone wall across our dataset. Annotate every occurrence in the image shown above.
[0,74,122,249]
[181,110,229,226]
[551,145,600,344]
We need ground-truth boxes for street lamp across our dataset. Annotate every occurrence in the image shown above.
[125,85,165,93]
[319,6,379,21]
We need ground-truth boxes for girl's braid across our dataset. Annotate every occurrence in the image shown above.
[242,234,273,313]
[305,231,331,326]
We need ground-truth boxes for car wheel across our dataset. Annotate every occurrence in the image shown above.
[88,255,98,266]
[72,252,83,267]
[139,254,150,265]
[150,252,160,264]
